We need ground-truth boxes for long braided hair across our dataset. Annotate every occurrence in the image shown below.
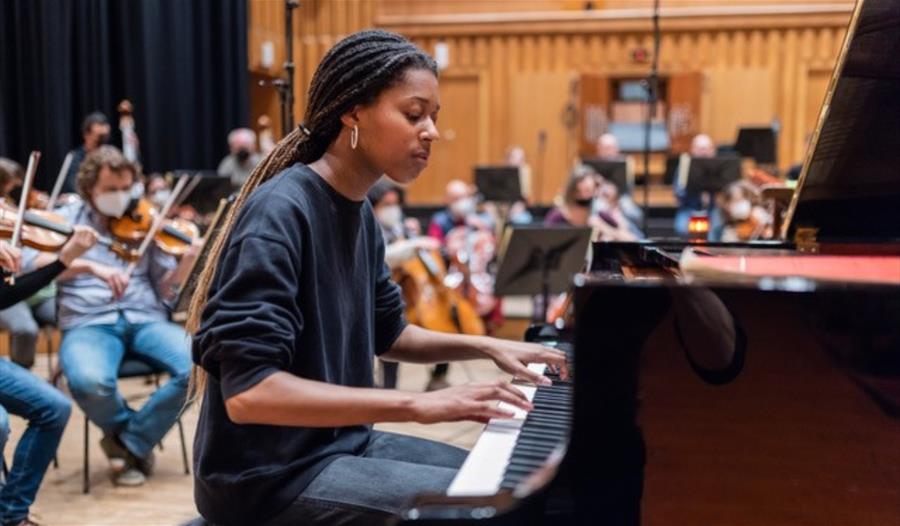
[187,30,437,399]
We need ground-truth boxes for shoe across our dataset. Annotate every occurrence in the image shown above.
[112,467,146,487]
[134,449,155,477]
[100,433,154,476]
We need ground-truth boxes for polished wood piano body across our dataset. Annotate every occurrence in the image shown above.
[399,0,900,523]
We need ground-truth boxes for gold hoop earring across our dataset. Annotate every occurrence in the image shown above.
[350,125,359,150]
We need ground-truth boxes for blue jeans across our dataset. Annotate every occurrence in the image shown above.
[59,315,191,459]
[266,431,468,526]
[0,359,71,525]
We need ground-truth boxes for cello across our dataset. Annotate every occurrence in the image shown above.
[394,247,485,337]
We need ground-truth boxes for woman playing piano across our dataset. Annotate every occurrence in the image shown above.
[188,30,568,526]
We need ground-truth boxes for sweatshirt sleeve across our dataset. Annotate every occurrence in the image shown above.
[0,260,66,310]
[193,234,303,399]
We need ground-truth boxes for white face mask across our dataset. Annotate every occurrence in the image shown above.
[376,205,403,229]
[450,197,476,218]
[728,199,752,221]
[94,190,132,218]
[150,189,172,208]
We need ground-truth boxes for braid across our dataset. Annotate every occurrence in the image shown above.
[187,29,436,401]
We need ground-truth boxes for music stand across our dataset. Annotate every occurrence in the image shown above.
[474,165,523,203]
[174,170,234,215]
[734,126,777,165]
[685,157,741,194]
[494,226,592,322]
[581,158,630,193]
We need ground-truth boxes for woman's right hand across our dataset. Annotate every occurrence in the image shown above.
[0,241,21,273]
[58,226,99,268]
[411,380,533,424]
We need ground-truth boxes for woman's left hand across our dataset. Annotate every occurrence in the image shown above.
[483,339,569,385]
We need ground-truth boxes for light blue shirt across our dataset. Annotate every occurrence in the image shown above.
[24,200,176,330]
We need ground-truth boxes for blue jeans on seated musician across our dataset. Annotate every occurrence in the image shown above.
[265,431,468,526]
[59,314,190,460]
[0,358,71,525]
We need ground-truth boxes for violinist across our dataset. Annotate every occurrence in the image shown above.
[26,145,195,487]
[61,112,112,194]
[0,230,96,526]
[0,158,56,369]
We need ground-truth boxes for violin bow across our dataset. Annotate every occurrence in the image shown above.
[5,151,41,285]
[124,175,190,277]
[171,173,203,210]
[46,151,73,210]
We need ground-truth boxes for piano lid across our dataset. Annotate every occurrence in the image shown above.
[784,0,900,243]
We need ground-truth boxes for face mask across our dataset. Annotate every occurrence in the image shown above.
[450,197,475,218]
[729,199,752,220]
[236,148,251,163]
[150,189,172,208]
[94,190,132,218]
[573,198,593,209]
[376,205,403,229]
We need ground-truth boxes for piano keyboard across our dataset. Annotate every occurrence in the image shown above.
[447,342,573,497]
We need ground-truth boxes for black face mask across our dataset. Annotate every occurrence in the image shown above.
[573,198,593,208]
[96,133,110,146]
[236,149,251,163]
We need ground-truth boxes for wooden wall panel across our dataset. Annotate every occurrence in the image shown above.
[248,2,852,203]
[387,5,851,202]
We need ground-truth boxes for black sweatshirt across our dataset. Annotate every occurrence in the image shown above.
[0,260,66,310]
[192,164,407,525]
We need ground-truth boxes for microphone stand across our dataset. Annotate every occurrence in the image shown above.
[641,0,661,234]
[259,0,299,137]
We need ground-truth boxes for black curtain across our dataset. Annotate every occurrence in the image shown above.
[0,0,248,190]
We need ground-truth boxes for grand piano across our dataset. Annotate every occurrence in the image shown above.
[399,0,900,523]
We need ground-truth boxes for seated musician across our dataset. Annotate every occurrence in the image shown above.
[216,127,262,191]
[594,133,643,226]
[543,165,630,239]
[674,133,716,236]
[368,179,438,388]
[187,30,567,526]
[0,158,57,370]
[427,179,494,244]
[0,229,97,526]
[26,146,197,487]
[712,180,773,242]
[62,112,112,194]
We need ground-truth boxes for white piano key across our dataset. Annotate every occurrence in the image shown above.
[447,363,547,497]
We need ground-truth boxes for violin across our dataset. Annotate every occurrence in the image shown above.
[0,200,137,261]
[109,197,198,257]
[444,226,498,319]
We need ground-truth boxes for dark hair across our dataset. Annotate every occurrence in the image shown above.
[187,29,437,398]
[367,178,405,207]
[81,112,109,135]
